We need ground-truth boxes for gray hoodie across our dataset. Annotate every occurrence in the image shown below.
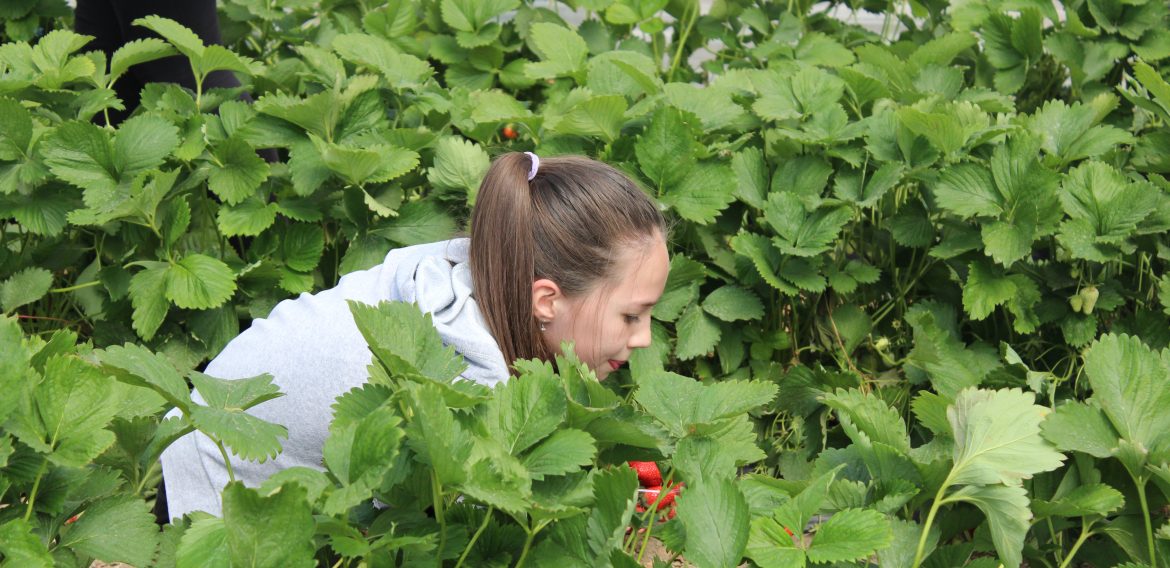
[159,238,508,518]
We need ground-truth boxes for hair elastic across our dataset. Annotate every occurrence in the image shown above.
[524,151,540,181]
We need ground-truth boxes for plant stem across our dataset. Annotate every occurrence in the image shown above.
[454,505,494,568]
[636,510,658,564]
[50,280,102,294]
[911,480,951,568]
[23,458,49,522]
[515,525,537,568]
[213,438,236,483]
[1136,477,1158,568]
[667,2,697,82]
[1057,520,1093,568]
[432,471,446,567]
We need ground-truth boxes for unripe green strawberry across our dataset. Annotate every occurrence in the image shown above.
[1069,295,1084,313]
[1080,286,1099,314]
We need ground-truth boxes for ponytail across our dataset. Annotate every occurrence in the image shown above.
[469,153,550,368]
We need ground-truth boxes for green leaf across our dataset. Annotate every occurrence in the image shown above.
[730,231,796,294]
[461,451,532,514]
[134,15,206,61]
[485,369,566,454]
[526,23,588,79]
[221,482,316,568]
[97,343,193,409]
[665,82,747,132]
[0,519,52,567]
[822,388,911,454]
[678,479,750,568]
[176,515,229,568]
[440,0,519,32]
[41,121,117,193]
[1,266,52,313]
[962,261,1017,320]
[8,355,118,467]
[947,484,1031,568]
[347,300,468,383]
[0,97,33,162]
[746,514,804,568]
[555,94,627,143]
[324,406,404,486]
[675,303,722,360]
[586,466,639,558]
[522,428,596,479]
[1027,99,1134,166]
[806,508,893,563]
[373,200,459,247]
[702,285,764,322]
[834,162,904,209]
[1040,401,1117,458]
[208,138,269,205]
[636,106,698,191]
[981,219,1034,266]
[59,495,159,567]
[404,383,472,486]
[652,255,704,322]
[932,164,1001,218]
[332,33,433,90]
[426,136,490,204]
[1032,483,1125,518]
[190,371,282,412]
[1083,334,1170,454]
[1057,161,1157,261]
[906,309,999,398]
[166,254,237,309]
[0,317,30,425]
[282,223,324,272]
[661,161,737,225]
[948,388,1065,487]
[731,147,768,209]
[109,37,177,82]
[127,264,169,340]
[765,192,851,257]
[114,114,181,176]
[217,198,278,237]
[311,135,419,188]
[635,371,777,436]
[190,407,277,467]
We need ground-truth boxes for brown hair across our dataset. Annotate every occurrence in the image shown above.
[469,152,667,369]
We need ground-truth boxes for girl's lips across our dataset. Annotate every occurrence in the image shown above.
[609,360,625,370]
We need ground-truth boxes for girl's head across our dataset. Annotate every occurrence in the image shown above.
[469,152,669,379]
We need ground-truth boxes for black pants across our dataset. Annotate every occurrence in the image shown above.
[74,0,278,158]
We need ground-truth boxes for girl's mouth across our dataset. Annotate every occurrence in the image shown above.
[608,360,625,371]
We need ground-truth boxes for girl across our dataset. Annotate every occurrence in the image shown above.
[160,152,670,518]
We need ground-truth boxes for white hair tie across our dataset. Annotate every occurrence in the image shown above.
[524,152,540,181]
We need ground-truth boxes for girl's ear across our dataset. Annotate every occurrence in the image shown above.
[531,278,562,323]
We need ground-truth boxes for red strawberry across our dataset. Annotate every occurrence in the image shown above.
[502,123,518,140]
[643,483,682,510]
[628,461,662,486]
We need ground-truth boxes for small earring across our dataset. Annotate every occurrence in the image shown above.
[539,321,547,331]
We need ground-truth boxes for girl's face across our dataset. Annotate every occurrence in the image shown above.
[537,234,670,380]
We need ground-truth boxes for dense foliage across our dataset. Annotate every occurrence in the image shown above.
[2,0,1170,566]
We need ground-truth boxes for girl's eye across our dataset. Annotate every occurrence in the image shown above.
[624,314,640,324]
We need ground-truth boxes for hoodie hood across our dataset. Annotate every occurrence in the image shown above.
[380,238,509,385]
